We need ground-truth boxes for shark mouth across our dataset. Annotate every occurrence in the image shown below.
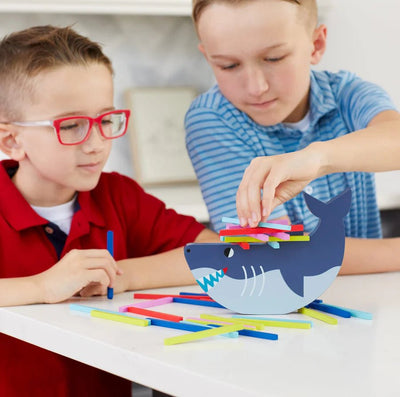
[196,266,268,297]
[196,268,227,293]
[196,265,265,296]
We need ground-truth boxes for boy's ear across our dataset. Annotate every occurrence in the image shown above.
[310,24,327,65]
[0,123,26,161]
[198,43,207,59]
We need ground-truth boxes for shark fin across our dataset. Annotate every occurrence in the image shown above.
[304,188,352,219]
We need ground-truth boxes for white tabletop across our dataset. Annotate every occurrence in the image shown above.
[1,272,399,397]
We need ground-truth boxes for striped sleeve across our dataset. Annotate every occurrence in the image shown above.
[185,102,287,231]
[336,73,397,131]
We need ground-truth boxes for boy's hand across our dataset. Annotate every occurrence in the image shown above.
[77,268,126,297]
[38,249,122,303]
[236,149,324,227]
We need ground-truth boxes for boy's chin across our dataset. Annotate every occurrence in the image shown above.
[247,112,284,127]
[76,176,102,192]
[237,103,287,126]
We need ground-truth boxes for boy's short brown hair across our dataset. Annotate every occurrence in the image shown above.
[192,0,317,30]
[0,25,113,120]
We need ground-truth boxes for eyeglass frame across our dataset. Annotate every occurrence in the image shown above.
[3,109,131,146]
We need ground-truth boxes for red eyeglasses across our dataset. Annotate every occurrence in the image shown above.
[8,109,131,145]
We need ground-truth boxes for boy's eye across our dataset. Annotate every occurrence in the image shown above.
[220,63,239,70]
[265,56,285,63]
[59,119,88,136]
[60,122,80,131]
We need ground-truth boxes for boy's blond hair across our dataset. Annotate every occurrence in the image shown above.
[0,25,113,120]
[192,0,317,31]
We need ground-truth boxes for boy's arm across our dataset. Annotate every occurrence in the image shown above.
[0,275,44,306]
[0,249,120,307]
[342,237,400,274]
[237,110,400,226]
[115,228,220,292]
[113,230,400,290]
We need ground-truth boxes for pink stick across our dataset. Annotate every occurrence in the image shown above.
[270,232,290,240]
[119,297,173,312]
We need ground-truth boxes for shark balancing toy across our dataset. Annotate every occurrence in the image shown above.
[184,189,352,314]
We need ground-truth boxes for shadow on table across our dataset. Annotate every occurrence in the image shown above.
[132,382,172,397]
[381,209,400,237]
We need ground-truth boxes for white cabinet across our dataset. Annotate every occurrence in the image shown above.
[0,0,192,15]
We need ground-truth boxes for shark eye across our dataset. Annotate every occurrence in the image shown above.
[224,248,234,258]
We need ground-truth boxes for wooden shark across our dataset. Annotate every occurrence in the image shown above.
[184,189,352,314]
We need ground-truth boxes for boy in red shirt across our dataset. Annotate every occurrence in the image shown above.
[0,25,217,396]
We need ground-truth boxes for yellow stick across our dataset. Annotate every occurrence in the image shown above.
[233,316,312,329]
[298,308,338,325]
[91,310,150,327]
[164,324,244,346]
[200,314,264,330]
[186,318,257,330]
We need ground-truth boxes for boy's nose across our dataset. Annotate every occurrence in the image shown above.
[82,123,105,152]
[246,67,269,97]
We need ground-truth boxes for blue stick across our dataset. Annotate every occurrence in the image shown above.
[238,328,278,341]
[306,302,351,318]
[173,297,225,308]
[107,230,114,299]
[150,318,213,332]
[319,303,372,320]
[179,292,209,297]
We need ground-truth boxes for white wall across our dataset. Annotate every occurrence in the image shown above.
[316,0,400,209]
[318,0,400,107]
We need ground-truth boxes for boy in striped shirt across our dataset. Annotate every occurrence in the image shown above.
[185,0,400,273]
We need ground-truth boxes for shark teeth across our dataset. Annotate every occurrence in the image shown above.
[196,268,226,293]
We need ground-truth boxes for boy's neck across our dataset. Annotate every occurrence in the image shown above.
[12,165,77,207]
[282,88,310,123]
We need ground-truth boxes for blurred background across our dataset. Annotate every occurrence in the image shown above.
[0,0,399,236]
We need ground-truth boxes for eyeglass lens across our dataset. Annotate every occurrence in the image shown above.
[58,112,127,144]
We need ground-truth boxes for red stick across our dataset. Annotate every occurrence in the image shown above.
[220,224,304,236]
[127,306,183,322]
[133,293,214,301]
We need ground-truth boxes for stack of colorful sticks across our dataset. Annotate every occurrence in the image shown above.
[69,292,372,346]
[219,217,309,249]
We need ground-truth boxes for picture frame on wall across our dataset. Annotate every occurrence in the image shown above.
[126,86,198,186]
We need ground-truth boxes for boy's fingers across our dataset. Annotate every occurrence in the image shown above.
[79,282,106,297]
[238,164,268,227]
[261,190,274,221]
[76,269,110,296]
[81,257,117,287]
[64,249,121,290]
[246,185,262,227]
[82,249,120,271]
[236,182,250,227]
[260,172,281,221]
[246,172,265,227]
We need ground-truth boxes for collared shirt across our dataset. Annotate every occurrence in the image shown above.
[31,194,76,235]
[185,70,396,235]
[0,159,205,397]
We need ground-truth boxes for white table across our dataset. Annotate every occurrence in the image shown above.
[1,273,399,397]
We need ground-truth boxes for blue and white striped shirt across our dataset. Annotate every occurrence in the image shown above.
[185,70,396,235]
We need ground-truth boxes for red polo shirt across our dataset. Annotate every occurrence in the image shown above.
[0,159,205,396]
